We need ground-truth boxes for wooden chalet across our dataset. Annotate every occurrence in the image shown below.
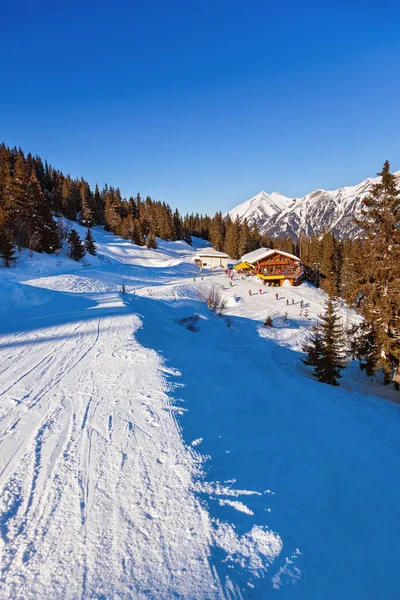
[241,248,302,286]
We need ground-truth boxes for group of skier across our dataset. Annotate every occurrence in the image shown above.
[246,288,305,307]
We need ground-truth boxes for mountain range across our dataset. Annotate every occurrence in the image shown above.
[226,171,400,240]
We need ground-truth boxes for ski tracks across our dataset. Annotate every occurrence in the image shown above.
[0,300,224,599]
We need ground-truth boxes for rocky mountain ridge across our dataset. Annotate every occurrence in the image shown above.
[227,171,400,239]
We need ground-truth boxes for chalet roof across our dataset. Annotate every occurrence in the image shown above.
[195,248,230,258]
[241,248,300,264]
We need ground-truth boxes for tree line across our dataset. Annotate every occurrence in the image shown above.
[0,143,354,269]
[0,143,278,260]
[301,162,399,390]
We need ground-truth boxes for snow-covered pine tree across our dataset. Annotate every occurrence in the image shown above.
[68,229,86,261]
[302,298,347,386]
[84,228,97,255]
[355,161,400,388]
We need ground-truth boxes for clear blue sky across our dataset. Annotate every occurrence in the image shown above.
[1,0,399,214]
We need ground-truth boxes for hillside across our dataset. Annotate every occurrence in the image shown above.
[0,224,400,599]
[227,170,400,239]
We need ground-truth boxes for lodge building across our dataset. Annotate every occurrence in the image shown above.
[237,248,302,286]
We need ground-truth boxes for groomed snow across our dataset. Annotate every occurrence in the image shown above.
[1,222,400,599]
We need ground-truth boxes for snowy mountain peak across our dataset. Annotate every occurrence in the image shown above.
[226,190,293,226]
[227,170,400,240]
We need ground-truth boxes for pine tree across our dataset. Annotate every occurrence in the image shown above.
[302,298,347,386]
[209,212,225,251]
[25,170,60,254]
[80,181,95,227]
[348,321,380,378]
[224,215,241,259]
[84,228,97,255]
[0,228,16,267]
[146,231,158,249]
[182,227,192,245]
[355,161,400,388]
[238,219,252,257]
[68,229,86,261]
[173,208,182,241]
[302,329,325,377]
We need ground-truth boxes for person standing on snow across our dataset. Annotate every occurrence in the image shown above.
[287,299,289,305]
[248,289,252,296]
[275,292,279,300]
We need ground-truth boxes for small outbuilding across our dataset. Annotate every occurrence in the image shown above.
[194,248,231,269]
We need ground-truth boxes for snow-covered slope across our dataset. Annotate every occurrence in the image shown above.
[228,171,400,239]
[1,224,400,599]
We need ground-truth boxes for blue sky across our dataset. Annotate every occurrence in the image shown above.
[1,0,399,214]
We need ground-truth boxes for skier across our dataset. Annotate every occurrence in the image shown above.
[259,288,262,295]
[275,292,279,300]
[300,299,304,308]
[292,298,294,305]
[287,299,289,305]
[248,289,252,296]
[229,281,233,287]
[193,276,196,282]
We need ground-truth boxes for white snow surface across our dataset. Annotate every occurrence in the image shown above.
[1,221,400,599]
[227,170,400,239]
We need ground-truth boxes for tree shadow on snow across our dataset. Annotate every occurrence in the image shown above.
[128,293,400,599]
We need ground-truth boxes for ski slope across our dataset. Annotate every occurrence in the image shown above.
[1,224,400,599]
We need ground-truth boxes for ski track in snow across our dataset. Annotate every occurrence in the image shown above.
[0,285,225,596]
[0,224,400,599]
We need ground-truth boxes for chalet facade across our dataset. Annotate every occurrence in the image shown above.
[241,248,302,286]
[194,249,230,269]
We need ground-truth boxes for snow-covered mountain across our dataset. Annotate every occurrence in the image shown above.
[227,171,400,239]
[226,190,295,224]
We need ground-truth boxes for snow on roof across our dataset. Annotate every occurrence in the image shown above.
[241,247,300,263]
[241,248,270,263]
[195,248,230,258]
